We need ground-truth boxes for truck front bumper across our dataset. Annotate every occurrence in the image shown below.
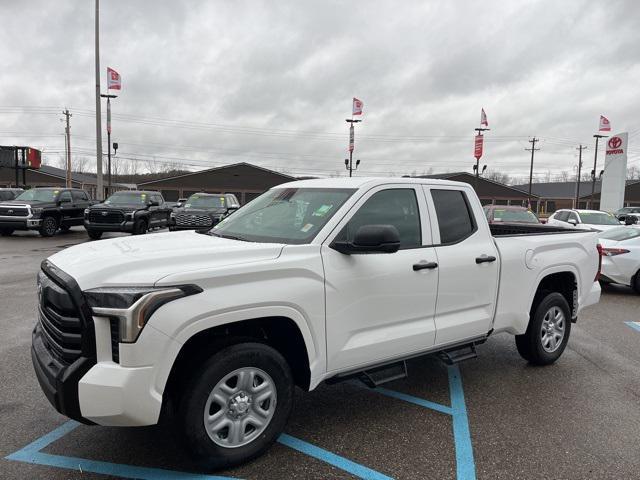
[0,217,41,230]
[84,220,135,233]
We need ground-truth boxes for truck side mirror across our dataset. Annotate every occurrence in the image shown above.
[567,219,577,226]
[331,225,401,255]
[625,216,637,225]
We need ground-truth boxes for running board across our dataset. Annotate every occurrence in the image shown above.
[359,361,408,388]
[437,343,478,365]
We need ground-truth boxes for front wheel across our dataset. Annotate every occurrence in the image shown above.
[0,228,14,236]
[133,218,147,235]
[39,216,58,237]
[178,342,294,470]
[516,292,571,365]
[87,229,103,240]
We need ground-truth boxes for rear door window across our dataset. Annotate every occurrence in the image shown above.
[430,189,476,244]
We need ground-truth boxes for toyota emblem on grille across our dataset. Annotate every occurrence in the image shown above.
[8,209,13,214]
[101,211,108,216]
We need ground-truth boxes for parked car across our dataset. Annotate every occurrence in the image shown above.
[32,178,601,469]
[169,193,240,232]
[598,226,640,292]
[0,187,94,237]
[84,190,171,239]
[547,209,621,231]
[483,205,540,224]
[614,207,640,225]
[0,187,24,201]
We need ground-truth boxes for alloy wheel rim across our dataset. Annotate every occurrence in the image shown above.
[44,218,56,235]
[540,306,566,353]
[203,367,277,448]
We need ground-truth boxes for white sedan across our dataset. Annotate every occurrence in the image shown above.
[547,209,622,232]
[599,226,640,292]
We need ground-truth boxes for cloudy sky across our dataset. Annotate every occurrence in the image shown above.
[1,0,640,182]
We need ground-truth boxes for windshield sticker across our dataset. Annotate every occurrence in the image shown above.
[219,197,226,205]
[301,223,314,233]
[312,204,333,217]
[54,190,60,194]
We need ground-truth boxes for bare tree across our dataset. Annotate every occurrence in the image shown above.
[484,169,512,185]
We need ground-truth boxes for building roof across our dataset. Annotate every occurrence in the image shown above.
[138,162,295,186]
[36,165,129,187]
[416,172,538,198]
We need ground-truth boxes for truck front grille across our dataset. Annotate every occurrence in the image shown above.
[38,272,84,364]
[175,213,213,227]
[89,210,124,224]
[0,206,28,217]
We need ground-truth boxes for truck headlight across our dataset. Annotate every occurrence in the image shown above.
[85,285,202,342]
[125,212,134,220]
[31,207,43,217]
[170,212,176,218]
[84,208,89,215]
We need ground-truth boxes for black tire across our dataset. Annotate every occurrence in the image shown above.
[177,342,294,470]
[0,228,14,236]
[133,218,148,235]
[632,272,640,294]
[87,229,103,240]
[39,216,58,237]
[516,292,571,365]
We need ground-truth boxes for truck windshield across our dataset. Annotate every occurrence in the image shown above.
[492,208,539,223]
[579,212,619,225]
[104,192,148,205]
[185,194,226,210]
[211,188,355,244]
[15,189,58,202]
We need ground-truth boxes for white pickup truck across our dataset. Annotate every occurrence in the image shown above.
[32,177,601,469]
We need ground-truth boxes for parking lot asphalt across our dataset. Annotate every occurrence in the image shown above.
[2,228,640,479]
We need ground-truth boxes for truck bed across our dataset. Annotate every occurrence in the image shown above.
[490,223,588,237]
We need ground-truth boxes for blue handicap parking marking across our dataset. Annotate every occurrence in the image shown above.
[6,364,474,480]
[357,365,476,480]
[625,321,640,333]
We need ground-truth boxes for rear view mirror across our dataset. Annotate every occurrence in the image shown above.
[331,224,401,255]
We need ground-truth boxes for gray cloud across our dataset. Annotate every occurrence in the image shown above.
[1,0,639,181]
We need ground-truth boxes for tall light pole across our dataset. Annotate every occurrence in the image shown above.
[100,93,117,195]
[525,137,540,210]
[94,0,104,199]
[590,134,608,209]
[575,144,586,208]
[345,118,362,177]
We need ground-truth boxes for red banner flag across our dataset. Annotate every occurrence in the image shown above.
[474,134,484,160]
[107,67,121,90]
[352,97,363,116]
[599,115,611,132]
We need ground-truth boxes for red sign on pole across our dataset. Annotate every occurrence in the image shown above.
[474,134,483,160]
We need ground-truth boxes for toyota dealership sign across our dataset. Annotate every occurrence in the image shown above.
[600,132,629,211]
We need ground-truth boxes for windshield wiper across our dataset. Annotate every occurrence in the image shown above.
[209,231,249,242]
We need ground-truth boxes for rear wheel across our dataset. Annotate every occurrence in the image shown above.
[87,229,103,240]
[178,342,294,470]
[632,272,640,294]
[39,216,58,237]
[516,292,571,365]
[0,228,14,236]
[133,218,148,235]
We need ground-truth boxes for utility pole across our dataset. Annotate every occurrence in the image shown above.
[100,93,117,195]
[525,137,540,209]
[94,0,104,199]
[575,144,586,208]
[63,109,72,188]
[590,134,608,209]
[345,118,362,177]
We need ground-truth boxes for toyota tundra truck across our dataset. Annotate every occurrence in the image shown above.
[32,177,601,469]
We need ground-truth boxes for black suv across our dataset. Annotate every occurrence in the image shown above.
[0,187,94,237]
[169,193,240,232]
[84,190,171,239]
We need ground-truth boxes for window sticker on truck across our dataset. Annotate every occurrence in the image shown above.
[301,223,314,232]
[313,204,334,217]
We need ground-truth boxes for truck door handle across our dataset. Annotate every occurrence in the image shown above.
[475,255,496,264]
[413,261,438,271]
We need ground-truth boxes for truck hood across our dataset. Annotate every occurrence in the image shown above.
[47,231,284,290]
